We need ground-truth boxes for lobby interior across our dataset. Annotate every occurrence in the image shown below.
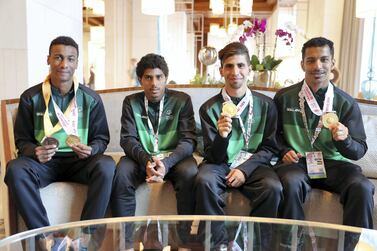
[0,0,377,241]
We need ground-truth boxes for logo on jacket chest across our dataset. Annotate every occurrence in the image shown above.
[286,107,301,112]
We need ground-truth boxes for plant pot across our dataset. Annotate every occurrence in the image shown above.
[252,70,276,87]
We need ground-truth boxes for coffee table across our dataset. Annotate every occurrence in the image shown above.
[0,215,376,250]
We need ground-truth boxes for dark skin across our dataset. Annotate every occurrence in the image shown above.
[35,44,91,163]
[140,68,167,183]
[283,45,348,164]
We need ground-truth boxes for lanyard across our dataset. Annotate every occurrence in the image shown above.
[221,88,254,147]
[299,81,334,145]
[144,95,165,153]
[42,75,79,137]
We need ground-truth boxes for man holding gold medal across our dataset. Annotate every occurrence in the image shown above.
[274,37,374,231]
[194,42,282,249]
[5,36,115,248]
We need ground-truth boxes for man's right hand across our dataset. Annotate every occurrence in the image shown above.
[35,145,58,163]
[282,150,302,164]
[146,160,157,179]
[218,112,233,138]
[145,158,164,183]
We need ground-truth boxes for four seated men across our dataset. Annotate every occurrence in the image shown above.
[3,36,375,249]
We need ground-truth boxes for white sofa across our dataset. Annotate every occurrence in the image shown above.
[1,85,377,235]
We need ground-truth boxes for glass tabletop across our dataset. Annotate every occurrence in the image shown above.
[0,215,376,251]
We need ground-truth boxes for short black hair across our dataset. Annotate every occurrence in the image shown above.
[301,37,334,60]
[49,36,79,57]
[218,42,250,67]
[136,53,169,79]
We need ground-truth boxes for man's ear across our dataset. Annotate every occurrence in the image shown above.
[219,67,224,77]
[47,55,50,65]
[300,60,304,71]
[331,58,336,70]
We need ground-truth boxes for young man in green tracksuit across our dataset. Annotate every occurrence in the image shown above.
[111,53,198,250]
[274,37,374,249]
[4,36,115,250]
[195,42,283,250]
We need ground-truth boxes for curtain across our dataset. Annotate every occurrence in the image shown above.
[338,0,364,96]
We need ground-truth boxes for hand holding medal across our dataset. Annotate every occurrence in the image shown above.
[222,101,237,117]
[324,114,349,141]
[65,135,81,146]
[42,136,59,148]
[36,136,59,163]
[322,112,339,128]
[66,135,92,159]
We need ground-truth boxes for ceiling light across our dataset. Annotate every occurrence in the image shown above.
[84,0,105,16]
[141,0,175,16]
[210,0,224,15]
[240,0,253,16]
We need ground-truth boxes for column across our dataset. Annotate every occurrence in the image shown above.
[104,0,133,88]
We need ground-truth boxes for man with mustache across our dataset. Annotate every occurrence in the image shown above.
[111,53,198,250]
[274,37,374,249]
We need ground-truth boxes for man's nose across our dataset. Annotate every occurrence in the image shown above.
[231,66,240,74]
[151,77,159,86]
[314,59,322,69]
[60,58,69,68]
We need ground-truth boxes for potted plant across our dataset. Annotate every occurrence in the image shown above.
[239,18,293,87]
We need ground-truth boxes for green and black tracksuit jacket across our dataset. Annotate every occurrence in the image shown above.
[14,83,110,157]
[273,81,367,161]
[120,89,196,172]
[199,90,279,177]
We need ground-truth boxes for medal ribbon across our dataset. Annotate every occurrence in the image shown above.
[144,95,165,153]
[221,88,254,147]
[299,82,334,145]
[42,75,79,137]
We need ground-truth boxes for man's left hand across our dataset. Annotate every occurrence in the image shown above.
[70,143,92,159]
[329,122,349,141]
[226,169,246,188]
[145,157,166,183]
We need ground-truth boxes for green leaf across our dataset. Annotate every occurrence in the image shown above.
[250,55,260,70]
[270,59,282,70]
[256,64,264,71]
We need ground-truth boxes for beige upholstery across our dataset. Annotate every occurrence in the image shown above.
[2,85,377,234]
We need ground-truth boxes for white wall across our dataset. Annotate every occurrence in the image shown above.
[0,0,83,100]
[0,0,28,100]
[26,0,83,88]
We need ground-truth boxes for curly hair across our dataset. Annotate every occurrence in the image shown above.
[136,53,169,79]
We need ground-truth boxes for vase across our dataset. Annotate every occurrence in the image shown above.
[252,70,276,87]
[361,78,377,100]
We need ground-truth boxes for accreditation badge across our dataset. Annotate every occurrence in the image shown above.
[230,150,253,169]
[153,152,172,160]
[305,151,327,179]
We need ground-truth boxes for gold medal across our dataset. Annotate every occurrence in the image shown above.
[65,135,81,146]
[222,102,237,117]
[42,137,59,147]
[322,112,339,128]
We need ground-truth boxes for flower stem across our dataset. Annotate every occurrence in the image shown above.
[273,35,277,58]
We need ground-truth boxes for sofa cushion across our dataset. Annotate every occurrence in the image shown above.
[352,115,377,179]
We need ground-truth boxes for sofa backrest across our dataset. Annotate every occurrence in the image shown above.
[1,84,377,175]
